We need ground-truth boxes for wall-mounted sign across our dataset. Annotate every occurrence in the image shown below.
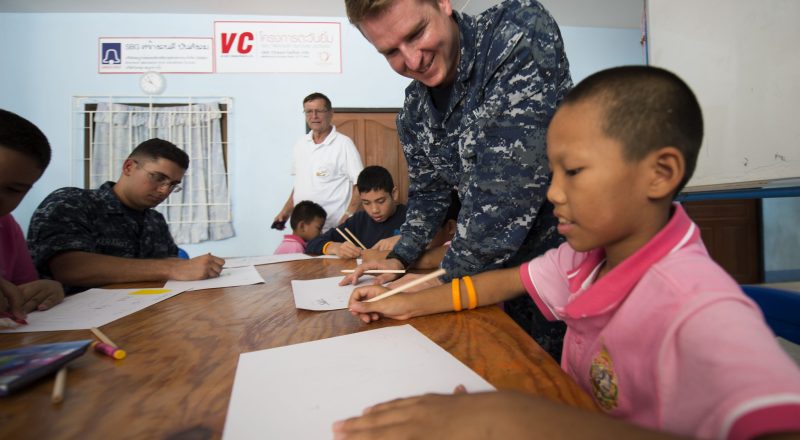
[214,21,341,73]
[98,37,214,74]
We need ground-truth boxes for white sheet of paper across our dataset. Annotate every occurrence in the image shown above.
[291,275,374,311]
[222,325,495,440]
[224,253,312,268]
[313,255,340,259]
[0,287,187,333]
[164,266,265,291]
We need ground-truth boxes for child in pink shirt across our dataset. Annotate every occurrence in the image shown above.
[339,66,800,439]
[1,214,39,285]
[273,200,326,255]
[0,109,64,323]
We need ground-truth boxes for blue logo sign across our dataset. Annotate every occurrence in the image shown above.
[101,43,121,65]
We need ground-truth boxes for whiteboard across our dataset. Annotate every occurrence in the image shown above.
[648,0,800,190]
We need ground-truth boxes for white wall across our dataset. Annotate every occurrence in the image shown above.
[0,12,643,257]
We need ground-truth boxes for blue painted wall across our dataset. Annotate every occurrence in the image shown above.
[0,12,643,257]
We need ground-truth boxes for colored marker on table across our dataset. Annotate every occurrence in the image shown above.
[0,311,27,328]
[91,341,126,360]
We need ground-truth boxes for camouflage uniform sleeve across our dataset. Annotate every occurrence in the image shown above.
[26,188,98,277]
[442,7,572,279]
[391,111,454,266]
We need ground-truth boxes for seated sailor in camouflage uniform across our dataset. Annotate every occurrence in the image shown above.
[27,138,224,293]
[343,0,572,360]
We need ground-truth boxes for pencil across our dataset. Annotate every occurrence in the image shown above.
[364,268,446,303]
[340,269,406,274]
[51,367,67,404]
[344,227,367,250]
[91,327,118,347]
[335,228,357,248]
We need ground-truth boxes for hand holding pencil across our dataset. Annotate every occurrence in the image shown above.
[339,258,406,286]
[348,269,446,323]
[348,285,412,323]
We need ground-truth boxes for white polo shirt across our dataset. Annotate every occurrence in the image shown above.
[292,126,363,231]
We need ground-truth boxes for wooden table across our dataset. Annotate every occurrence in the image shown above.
[0,258,595,439]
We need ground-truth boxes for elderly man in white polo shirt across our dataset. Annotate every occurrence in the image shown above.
[275,92,363,232]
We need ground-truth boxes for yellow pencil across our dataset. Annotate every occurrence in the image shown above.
[51,367,67,404]
[365,268,446,303]
[335,228,357,248]
[341,269,406,274]
[344,228,367,250]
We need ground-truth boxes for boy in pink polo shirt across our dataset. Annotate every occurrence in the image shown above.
[338,66,800,439]
[273,200,326,255]
[0,109,64,325]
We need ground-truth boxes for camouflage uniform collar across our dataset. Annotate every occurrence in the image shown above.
[452,10,477,87]
[97,181,131,213]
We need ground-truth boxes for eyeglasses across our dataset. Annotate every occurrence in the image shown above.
[303,109,330,116]
[133,160,183,193]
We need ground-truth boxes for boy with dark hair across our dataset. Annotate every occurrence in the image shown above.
[28,138,224,293]
[306,166,406,258]
[363,190,460,268]
[338,66,800,439]
[0,109,63,323]
[274,201,327,254]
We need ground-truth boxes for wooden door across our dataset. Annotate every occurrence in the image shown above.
[683,199,763,284]
[332,111,409,203]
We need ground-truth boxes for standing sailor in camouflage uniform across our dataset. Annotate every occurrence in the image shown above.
[343,0,571,359]
[27,138,225,293]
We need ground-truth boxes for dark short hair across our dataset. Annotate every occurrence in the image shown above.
[561,65,703,194]
[303,92,332,111]
[291,200,327,230]
[357,165,394,194]
[129,138,190,170]
[443,190,461,226]
[345,0,439,26]
[0,108,52,170]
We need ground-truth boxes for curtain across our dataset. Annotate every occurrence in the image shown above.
[92,102,234,244]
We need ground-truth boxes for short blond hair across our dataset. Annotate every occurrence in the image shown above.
[345,0,439,25]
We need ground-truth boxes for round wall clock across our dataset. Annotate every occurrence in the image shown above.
[139,71,166,95]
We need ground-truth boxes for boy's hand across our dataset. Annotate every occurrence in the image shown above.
[371,235,400,251]
[169,254,225,280]
[333,390,679,440]
[273,211,290,224]
[333,390,542,440]
[360,249,389,263]
[331,242,362,259]
[0,277,26,321]
[19,280,64,313]
[347,285,417,323]
[339,259,404,286]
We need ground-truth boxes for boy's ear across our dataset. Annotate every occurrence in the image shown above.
[121,158,137,176]
[646,146,685,199]
[391,186,399,201]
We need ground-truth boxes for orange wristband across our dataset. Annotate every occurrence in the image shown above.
[451,278,462,312]
[463,276,477,310]
[322,242,332,255]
